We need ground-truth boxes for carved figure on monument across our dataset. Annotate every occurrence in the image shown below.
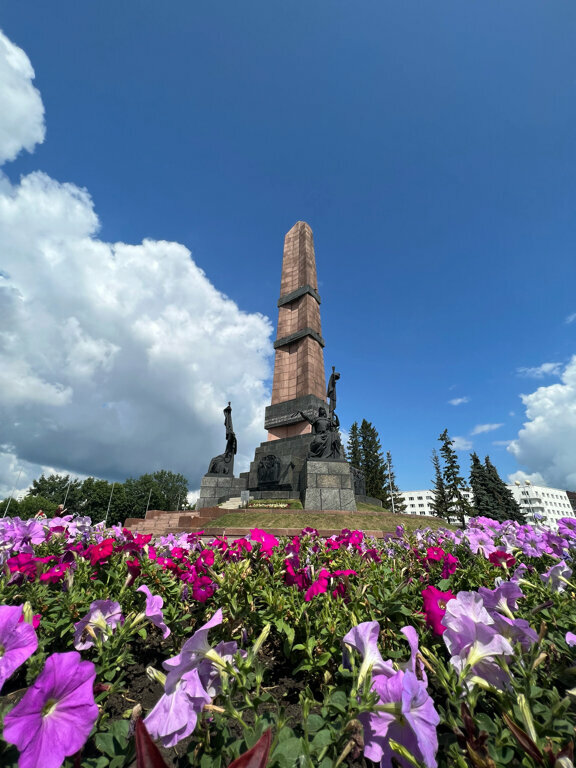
[351,467,366,496]
[327,366,340,418]
[257,454,281,484]
[298,406,343,460]
[207,402,237,475]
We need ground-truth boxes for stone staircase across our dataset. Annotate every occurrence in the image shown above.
[124,507,225,537]
[218,497,243,510]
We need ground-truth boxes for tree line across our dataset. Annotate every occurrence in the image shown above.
[0,470,190,523]
[347,420,406,511]
[432,429,525,525]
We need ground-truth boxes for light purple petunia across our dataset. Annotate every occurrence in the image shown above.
[74,599,123,650]
[3,651,98,768]
[137,584,171,638]
[442,592,513,688]
[144,667,211,748]
[566,632,576,647]
[478,581,524,618]
[540,560,573,593]
[360,670,440,768]
[465,530,497,557]
[0,605,38,692]
[342,621,395,680]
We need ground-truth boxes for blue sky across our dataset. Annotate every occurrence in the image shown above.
[1,0,576,497]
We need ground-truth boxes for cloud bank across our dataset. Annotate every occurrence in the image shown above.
[508,356,576,490]
[0,29,273,497]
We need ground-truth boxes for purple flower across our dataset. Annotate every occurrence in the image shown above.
[144,667,211,748]
[540,560,573,593]
[478,581,524,618]
[565,632,576,647]
[137,585,170,638]
[342,621,395,683]
[465,530,496,557]
[0,605,38,692]
[491,614,538,652]
[360,670,439,768]
[163,609,238,694]
[442,592,513,688]
[74,599,123,650]
[3,651,98,768]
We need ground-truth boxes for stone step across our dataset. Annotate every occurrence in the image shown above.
[218,497,242,509]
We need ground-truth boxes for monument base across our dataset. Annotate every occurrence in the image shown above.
[303,459,357,511]
[196,475,248,510]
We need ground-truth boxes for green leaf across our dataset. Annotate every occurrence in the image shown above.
[271,737,303,767]
[306,714,325,733]
[310,729,333,751]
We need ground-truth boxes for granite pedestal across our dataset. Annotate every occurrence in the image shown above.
[196,474,248,510]
[303,459,357,511]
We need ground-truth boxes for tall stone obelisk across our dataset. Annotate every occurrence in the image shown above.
[265,222,328,440]
[246,221,357,511]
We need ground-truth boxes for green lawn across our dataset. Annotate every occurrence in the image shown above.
[209,508,450,533]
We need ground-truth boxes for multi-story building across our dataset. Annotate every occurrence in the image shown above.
[399,483,573,527]
[399,489,474,517]
[508,483,573,526]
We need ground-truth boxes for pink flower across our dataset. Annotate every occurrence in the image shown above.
[3,652,98,768]
[191,576,216,603]
[441,553,459,577]
[426,547,446,562]
[422,586,455,635]
[85,538,115,565]
[304,569,331,601]
[250,528,280,556]
[488,551,516,568]
[0,605,38,692]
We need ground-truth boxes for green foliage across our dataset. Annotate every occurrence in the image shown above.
[468,454,526,524]
[430,449,451,520]
[385,451,406,513]
[346,421,362,469]
[484,456,526,524]
[359,419,389,505]
[123,470,189,519]
[28,473,84,513]
[438,429,473,525]
[0,495,60,520]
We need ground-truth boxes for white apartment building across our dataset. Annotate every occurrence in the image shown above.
[399,489,474,517]
[508,483,572,526]
[399,484,573,527]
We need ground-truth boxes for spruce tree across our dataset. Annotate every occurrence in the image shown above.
[359,420,389,506]
[385,451,406,513]
[430,449,450,520]
[484,456,526,524]
[438,429,472,525]
[469,452,501,520]
[347,421,362,469]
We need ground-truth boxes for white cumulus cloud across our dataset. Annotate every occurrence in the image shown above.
[471,423,503,435]
[0,29,274,498]
[517,362,563,379]
[0,30,45,164]
[452,436,472,451]
[508,356,576,489]
[448,396,469,406]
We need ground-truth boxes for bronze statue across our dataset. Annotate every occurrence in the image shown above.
[298,404,343,460]
[208,402,237,474]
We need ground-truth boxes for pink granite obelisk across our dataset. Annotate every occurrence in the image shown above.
[266,222,327,440]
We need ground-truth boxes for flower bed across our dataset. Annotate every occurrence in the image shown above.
[0,514,574,767]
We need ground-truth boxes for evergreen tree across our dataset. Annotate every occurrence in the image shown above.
[430,449,451,520]
[347,421,362,469]
[484,456,526,524]
[438,429,472,525]
[469,452,501,520]
[359,420,389,506]
[385,451,406,513]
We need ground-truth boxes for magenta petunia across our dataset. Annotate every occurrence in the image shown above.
[304,568,331,601]
[421,586,455,635]
[0,605,38,692]
[250,528,280,556]
[3,651,98,768]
